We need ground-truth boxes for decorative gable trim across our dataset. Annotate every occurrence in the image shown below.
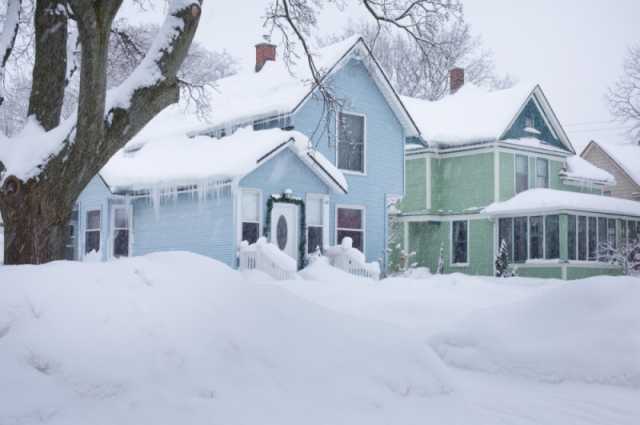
[291,37,421,138]
[499,85,575,154]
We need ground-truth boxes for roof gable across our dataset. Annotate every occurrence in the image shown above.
[200,36,419,138]
[582,141,640,187]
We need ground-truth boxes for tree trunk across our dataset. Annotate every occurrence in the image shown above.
[2,186,70,264]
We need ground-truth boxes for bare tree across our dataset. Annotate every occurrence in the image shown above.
[0,0,203,264]
[0,0,474,265]
[599,239,640,276]
[323,19,513,100]
[608,44,640,142]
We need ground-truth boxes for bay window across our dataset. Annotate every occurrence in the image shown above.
[607,219,617,249]
[578,216,587,260]
[85,209,101,254]
[598,217,607,259]
[336,207,364,252]
[588,217,597,261]
[498,217,513,262]
[514,217,528,263]
[545,215,560,259]
[568,215,577,260]
[337,112,365,173]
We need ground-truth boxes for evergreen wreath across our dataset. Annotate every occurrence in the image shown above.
[264,192,306,269]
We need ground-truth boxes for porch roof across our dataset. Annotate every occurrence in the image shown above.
[483,188,640,218]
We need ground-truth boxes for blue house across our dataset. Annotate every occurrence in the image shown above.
[66,36,419,270]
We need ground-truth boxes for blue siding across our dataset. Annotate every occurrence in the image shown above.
[75,176,113,261]
[131,189,236,266]
[293,58,406,264]
[502,97,566,150]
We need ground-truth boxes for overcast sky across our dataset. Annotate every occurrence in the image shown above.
[123,1,640,152]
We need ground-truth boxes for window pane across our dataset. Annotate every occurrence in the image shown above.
[337,230,363,252]
[578,216,587,260]
[536,159,549,188]
[588,217,597,261]
[608,219,617,249]
[498,218,513,262]
[307,226,323,254]
[85,231,100,254]
[113,229,129,258]
[568,215,576,260]
[306,197,323,226]
[338,113,365,173]
[515,155,529,193]
[241,222,259,244]
[241,191,260,222]
[86,210,101,230]
[529,216,543,259]
[620,220,627,246]
[598,217,607,260]
[452,221,468,264]
[337,208,362,230]
[545,215,559,259]
[630,221,638,244]
[114,208,129,229]
[514,217,528,263]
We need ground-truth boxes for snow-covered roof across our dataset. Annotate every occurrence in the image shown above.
[201,35,419,137]
[483,188,640,218]
[100,107,347,194]
[585,141,640,187]
[401,83,575,153]
[561,155,616,185]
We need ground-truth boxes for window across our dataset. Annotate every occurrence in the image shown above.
[568,215,577,260]
[306,196,325,254]
[112,207,130,258]
[498,218,513,262]
[598,217,608,261]
[607,219,617,249]
[337,112,365,173]
[578,216,587,260]
[514,217,528,263]
[535,158,549,188]
[336,207,364,252]
[629,221,638,244]
[525,116,535,129]
[65,207,79,260]
[588,217,597,261]
[515,155,529,193]
[451,220,468,264]
[85,210,101,254]
[619,219,627,246]
[529,216,544,259]
[545,215,560,259]
[241,190,260,244]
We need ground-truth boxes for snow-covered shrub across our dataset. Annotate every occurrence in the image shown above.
[599,238,640,276]
[436,243,445,274]
[495,239,510,277]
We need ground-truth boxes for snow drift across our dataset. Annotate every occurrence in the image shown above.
[430,276,640,388]
[0,252,450,425]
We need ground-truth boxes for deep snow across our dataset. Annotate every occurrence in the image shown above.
[1,252,639,425]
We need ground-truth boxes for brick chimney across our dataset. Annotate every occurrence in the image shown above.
[449,67,465,94]
[255,35,276,72]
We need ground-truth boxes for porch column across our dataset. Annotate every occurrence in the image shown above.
[559,214,568,262]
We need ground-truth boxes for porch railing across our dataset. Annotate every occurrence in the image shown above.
[325,237,380,280]
[238,237,297,280]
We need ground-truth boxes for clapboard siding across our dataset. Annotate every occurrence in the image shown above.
[582,143,640,200]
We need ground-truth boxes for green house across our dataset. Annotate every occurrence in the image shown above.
[397,71,640,279]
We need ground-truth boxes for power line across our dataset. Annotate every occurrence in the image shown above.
[564,119,617,127]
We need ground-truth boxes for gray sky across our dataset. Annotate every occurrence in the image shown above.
[122,1,640,152]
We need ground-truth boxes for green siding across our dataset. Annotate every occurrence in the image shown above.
[499,152,515,201]
[567,266,622,280]
[515,266,563,279]
[433,153,494,213]
[402,158,427,212]
[408,221,443,272]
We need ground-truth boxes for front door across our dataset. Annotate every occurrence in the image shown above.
[270,203,298,261]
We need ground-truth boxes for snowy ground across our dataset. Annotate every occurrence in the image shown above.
[1,253,639,425]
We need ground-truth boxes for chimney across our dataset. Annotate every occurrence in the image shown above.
[449,67,465,94]
[255,35,276,72]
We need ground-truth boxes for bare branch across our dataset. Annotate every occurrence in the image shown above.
[608,44,640,142]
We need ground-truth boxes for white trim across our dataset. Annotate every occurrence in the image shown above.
[494,149,500,202]
[450,219,470,267]
[335,204,366,254]
[426,156,432,209]
[336,110,367,176]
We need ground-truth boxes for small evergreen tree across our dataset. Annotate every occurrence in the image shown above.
[436,243,445,274]
[495,239,510,277]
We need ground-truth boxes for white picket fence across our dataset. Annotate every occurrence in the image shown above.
[325,237,380,280]
[238,237,297,281]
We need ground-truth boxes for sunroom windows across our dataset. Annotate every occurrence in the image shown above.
[499,215,560,263]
